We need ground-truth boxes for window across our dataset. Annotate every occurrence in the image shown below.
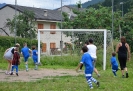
[38,24,44,34]
[42,43,46,52]
[50,42,56,48]
[50,24,56,34]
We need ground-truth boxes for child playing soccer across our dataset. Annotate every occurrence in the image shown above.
[21,43,31,71]
[76,46,99,89]
[32,46,38,70]
[10,47,20,76]
[110,52,119,77]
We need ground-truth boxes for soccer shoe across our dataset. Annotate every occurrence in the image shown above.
[5,72,10,75]
[16,73,19,76]
[126,73,129,78]
[96,82,100,87]
[34,68,38,70]
[26,69,29,72]
[122,75,125,78]
[78,69,82,72]
[10,72,13,75]
[90,87,93,89]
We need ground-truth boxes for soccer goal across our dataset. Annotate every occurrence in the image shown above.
[37,29,112,70]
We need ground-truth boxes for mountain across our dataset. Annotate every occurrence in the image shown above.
[82,0,105,8]
[0,3,6,8]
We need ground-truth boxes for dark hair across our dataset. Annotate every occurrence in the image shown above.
[112,52,116,57]
[120,36,126,43]
[32,45,36,50]
[85,40,89,45]
[82,46,88,53]
[89,39,93,43]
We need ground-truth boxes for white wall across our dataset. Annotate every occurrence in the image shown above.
[36,21,71,54]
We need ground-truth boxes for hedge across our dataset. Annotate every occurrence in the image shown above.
[0,36,38,52]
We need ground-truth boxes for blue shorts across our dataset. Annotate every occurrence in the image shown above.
[24,57,29,62]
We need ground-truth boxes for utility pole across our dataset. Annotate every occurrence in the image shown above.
[60,0,63,56]
[119,2,124,38]
[14,0,17,44]
[112,0,114,52]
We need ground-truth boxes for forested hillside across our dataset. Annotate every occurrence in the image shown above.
[88,0,133,14]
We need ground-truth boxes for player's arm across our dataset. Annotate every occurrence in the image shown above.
[76,62,83,72]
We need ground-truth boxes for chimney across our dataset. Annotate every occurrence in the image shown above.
[44,10,47,16]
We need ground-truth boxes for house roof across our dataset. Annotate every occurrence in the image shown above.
[1,4,62,22]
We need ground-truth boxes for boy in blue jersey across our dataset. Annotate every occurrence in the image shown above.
[110,52,119,77]
[32,46,38,70]
[21,43,31,71]
[76,46,99,89]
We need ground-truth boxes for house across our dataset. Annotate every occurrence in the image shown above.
[56,5,85,19]
[0,4,71,54]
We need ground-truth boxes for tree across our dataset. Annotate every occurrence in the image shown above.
[121,7,133,52]
[6,10,37,39]
[62,6,121,38]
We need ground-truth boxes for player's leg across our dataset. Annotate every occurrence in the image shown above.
[6,60,12,74]
[93,58,100,77]
[86,76,93,89]
[34,58,38,70]
[10,65,15,75]
[16,65,19,76]
[24,57,29,71]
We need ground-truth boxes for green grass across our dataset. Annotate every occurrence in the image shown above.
[0,68,133,91]
[0,52,133,91]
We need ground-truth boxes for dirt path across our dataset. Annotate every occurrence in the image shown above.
[0,69,83,82]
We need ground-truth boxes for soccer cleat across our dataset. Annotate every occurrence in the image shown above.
[10,72,13,75]
[26,69,29,72]
[90,87,93,89]
[122,75,125,78]
[96,82,100,87]
[78,69,82,72]
[34,68,38,70]
[126,73,129,78]
[16,73,19,76]
[5,72,10,75]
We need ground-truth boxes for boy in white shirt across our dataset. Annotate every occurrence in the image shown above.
[87,39,100,77]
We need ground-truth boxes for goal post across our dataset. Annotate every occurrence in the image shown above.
[38,29,109,70]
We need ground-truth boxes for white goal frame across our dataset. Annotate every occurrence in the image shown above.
[37,29,107,70]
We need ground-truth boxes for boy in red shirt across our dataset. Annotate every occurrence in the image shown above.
[10,47,20,76]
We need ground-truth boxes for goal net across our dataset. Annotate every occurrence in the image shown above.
[37,29,112,70]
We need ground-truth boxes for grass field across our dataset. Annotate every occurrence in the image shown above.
[0,52,133,91]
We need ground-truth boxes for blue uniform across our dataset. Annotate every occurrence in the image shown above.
[21,47,30,62]
[80,52,98,89]
[80,52,94,76]
[32,49,38,64]
[110,57,118,70]
[110,56,118,76]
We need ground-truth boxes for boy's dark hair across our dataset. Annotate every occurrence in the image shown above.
[82,46,88,53]
[32,45,36,50]
[85,40,89,45]
[112,52,116,57]
[89,39,93,43]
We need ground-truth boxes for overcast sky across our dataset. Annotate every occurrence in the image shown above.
[0,0,91,9]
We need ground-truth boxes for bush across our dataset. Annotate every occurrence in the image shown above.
[0,36,38,52]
